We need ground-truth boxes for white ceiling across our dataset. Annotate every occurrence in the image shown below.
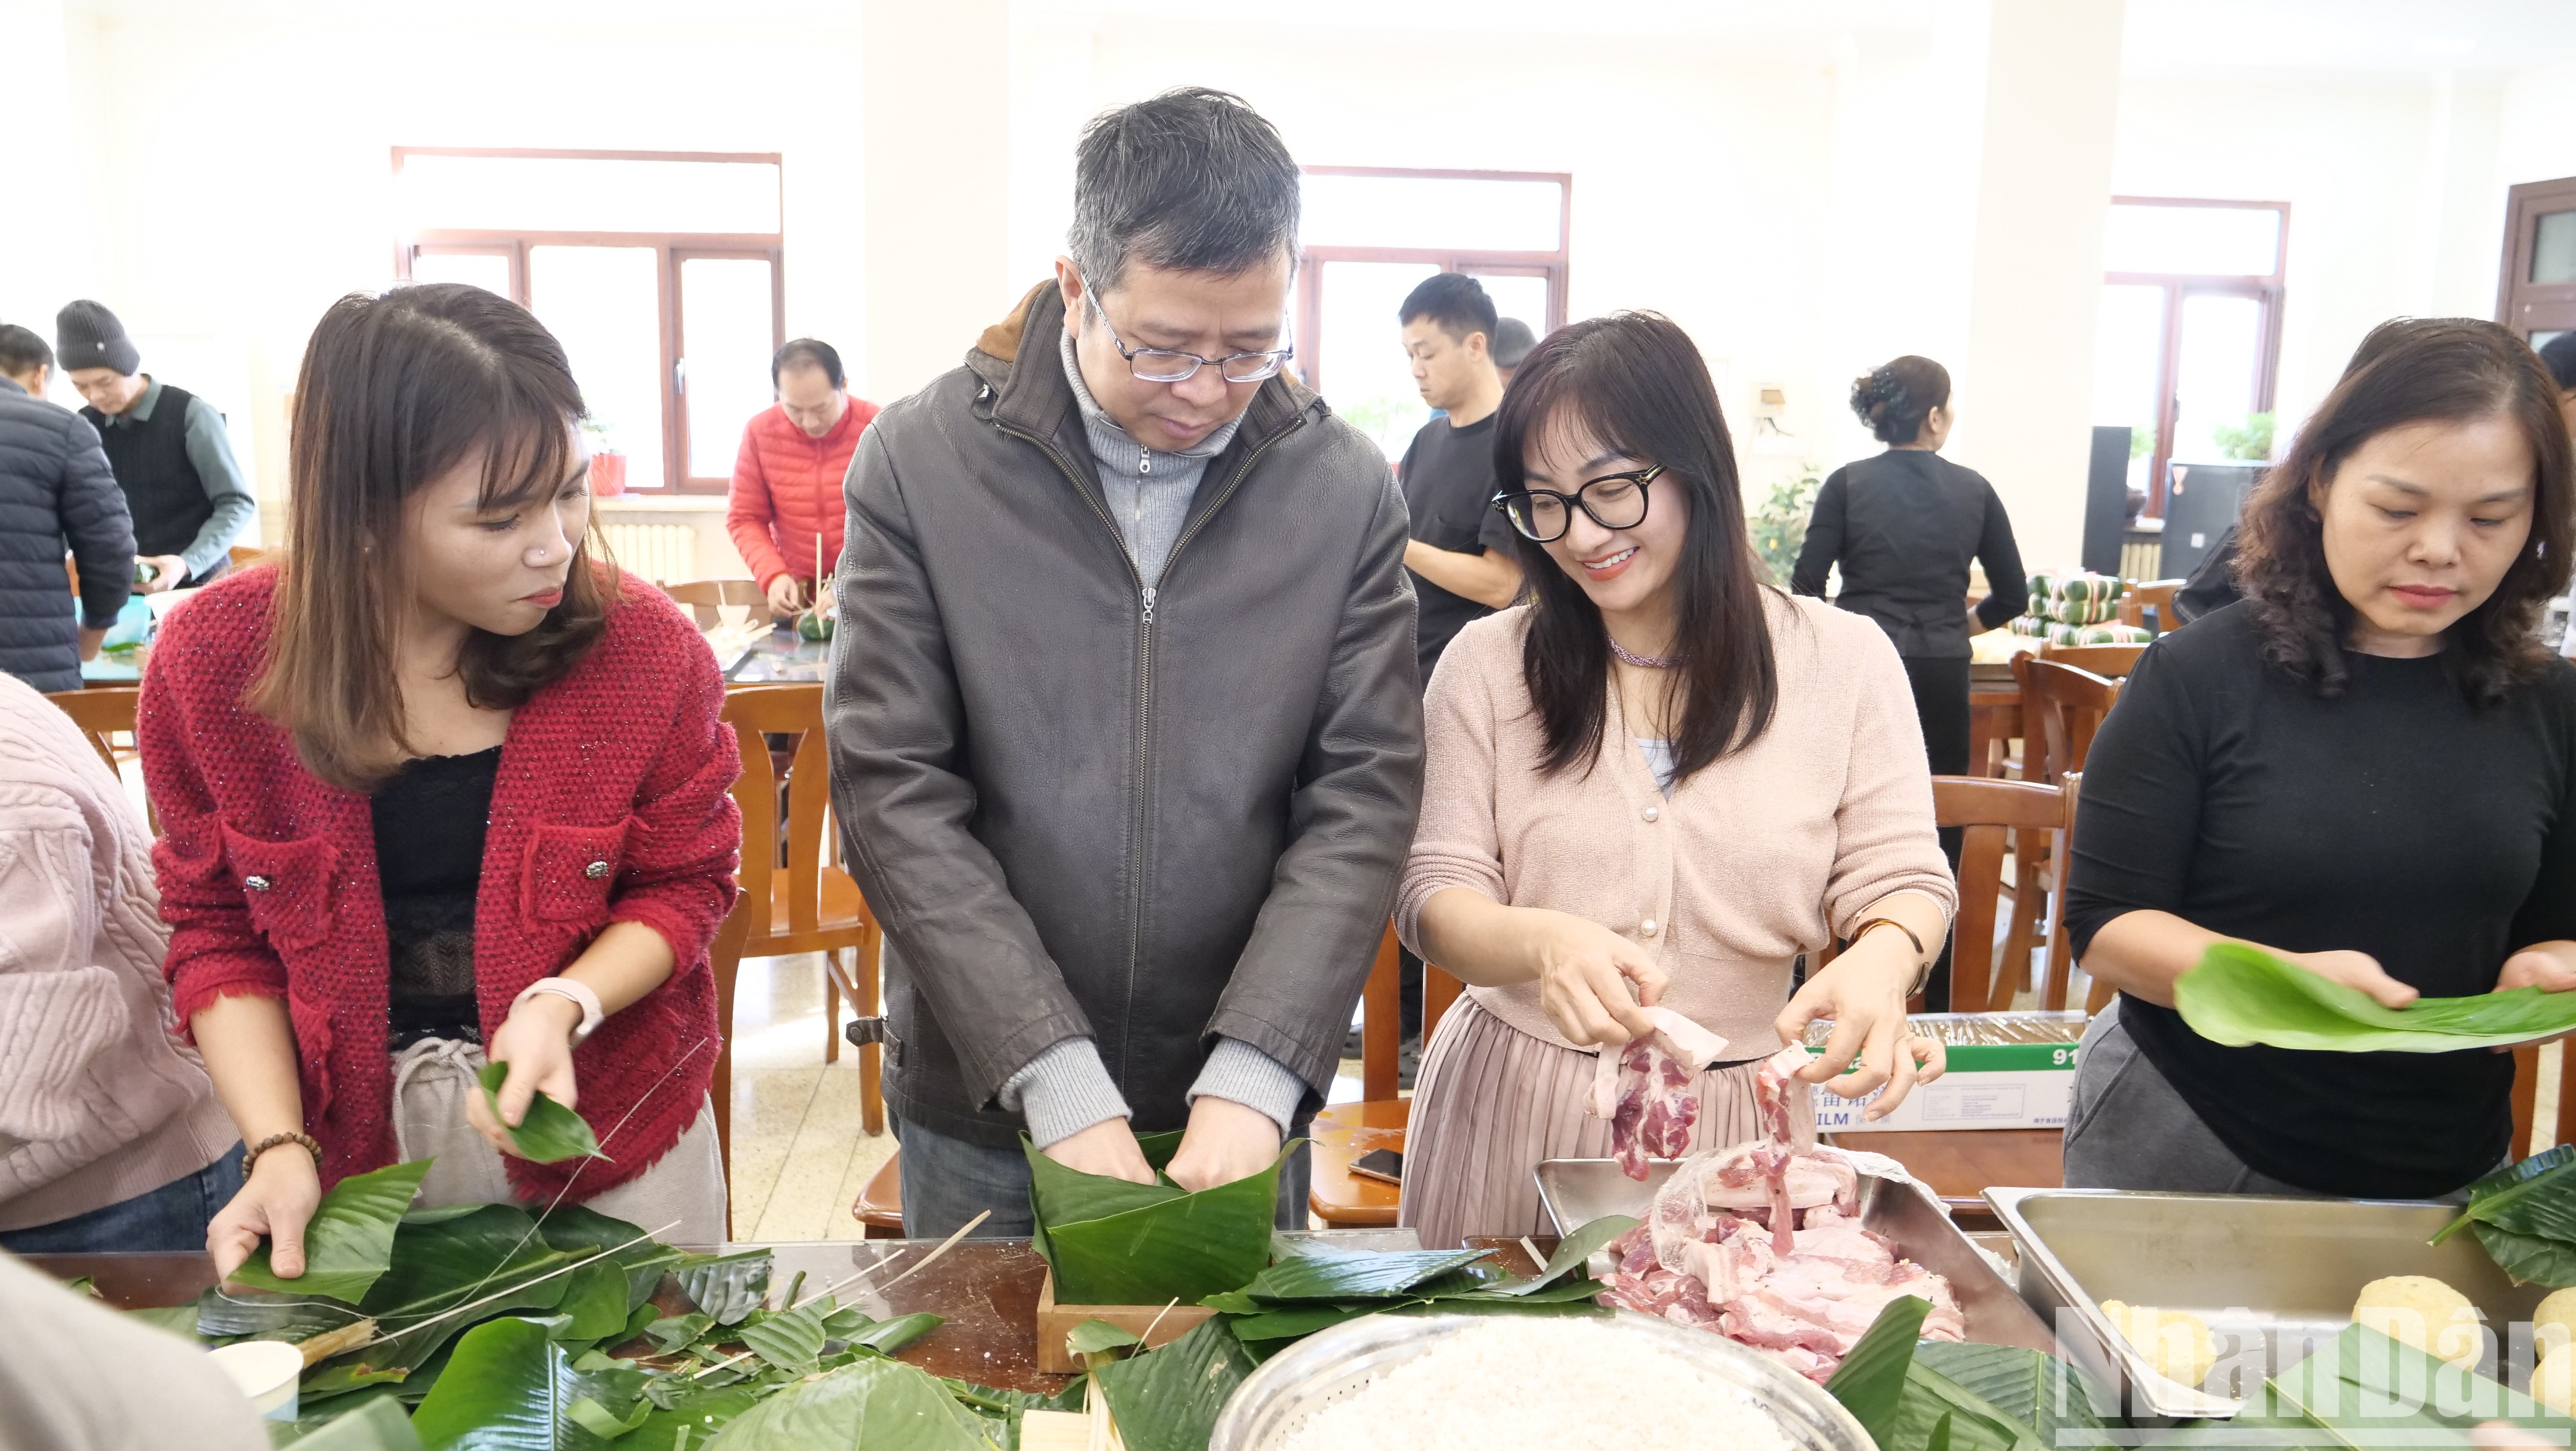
[62,0,2576,78]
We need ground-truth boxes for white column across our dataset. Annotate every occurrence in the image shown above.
[860,0,1014,405]
[0,0,99,351]
[1952,0,2127,568]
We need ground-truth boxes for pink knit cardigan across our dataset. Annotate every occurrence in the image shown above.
[0,674,236,1231]
[1395,594,1957,1056]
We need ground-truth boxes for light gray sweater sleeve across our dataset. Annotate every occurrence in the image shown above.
[998,1038,1131,1149]
[177,396,256,583]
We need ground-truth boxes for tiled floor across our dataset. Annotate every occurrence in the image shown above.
[726,951,896,1240]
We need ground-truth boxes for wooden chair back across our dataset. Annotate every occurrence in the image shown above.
[1359,926,1402,1102]
[2043,773,2104,1012]
[46,688,155,833]
[2013,655,2122,786]
[229,544,267,570]
[2511,1044,2576,1163]
[2037,641,2147,678]
[705,885,754,1239]
[2117,579,2183,633]
[1932,776,2064,1012]
[668,578,765,629]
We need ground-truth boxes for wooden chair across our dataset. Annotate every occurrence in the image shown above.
[1932,776,2064,1012]
[2117,579,2185,633]
[1307,925,1470,1229]
[228,544,266,570]
[2036,640,2147,679]
[706,882,755,1239]
[854,1153,905,1239]
[668,578,766,629]
[716,684,885,1136]
[45,688,154,833]
[1999,658,2123,998]
[2511,1043,2576,1162]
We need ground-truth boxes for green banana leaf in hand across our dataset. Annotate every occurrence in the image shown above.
[2175,943,2576,1053]
[1024,1130,1289,1306]
[477,1061,607,1163]
[230,1159,436,1301]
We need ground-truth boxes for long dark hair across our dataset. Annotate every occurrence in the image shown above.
[2236,316,2572,706]
[1850,356,1951,445]
[250,283,616,791]
[1492,312,1779,781]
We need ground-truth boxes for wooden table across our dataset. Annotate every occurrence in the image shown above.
[1828,1128,2064,1225]
[32,1239,1074,1394]
[1307,1099,1407,1227]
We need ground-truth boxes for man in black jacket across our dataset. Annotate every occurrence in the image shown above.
[0,325,134,693]
[828,88,1422,1234]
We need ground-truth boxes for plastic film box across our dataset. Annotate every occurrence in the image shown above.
[1805,1010,2085,1133]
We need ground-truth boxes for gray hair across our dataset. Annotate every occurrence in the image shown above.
[1067,87,1301,295]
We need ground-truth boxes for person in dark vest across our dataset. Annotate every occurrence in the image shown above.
[56,301,254,593]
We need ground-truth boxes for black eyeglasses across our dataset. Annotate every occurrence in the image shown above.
[1493,464,1664,543]
[1084,288,1295,384]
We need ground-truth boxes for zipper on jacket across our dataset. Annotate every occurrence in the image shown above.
[992,409,1302,1087]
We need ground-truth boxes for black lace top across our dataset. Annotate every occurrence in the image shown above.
[375,747,500,1048]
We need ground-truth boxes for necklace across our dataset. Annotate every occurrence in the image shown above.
[1607,634,1677,669]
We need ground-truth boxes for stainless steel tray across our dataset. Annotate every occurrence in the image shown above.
[1985,1186,2553,1421]
[1534,1158,2054,1353]
[1209,1308,1872,1451]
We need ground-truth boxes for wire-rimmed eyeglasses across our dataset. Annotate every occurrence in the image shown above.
[1492,464,1664,543]
[1084,288,1295,385]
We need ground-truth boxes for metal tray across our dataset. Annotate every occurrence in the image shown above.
[1534,1158,2054,1353]
[1208,1308,1872,1451]
[1985,1186,2554,1421]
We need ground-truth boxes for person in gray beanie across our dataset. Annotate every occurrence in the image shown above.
[56,300,254,593]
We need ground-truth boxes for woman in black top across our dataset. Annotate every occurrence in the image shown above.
[2063,318,2576,1200]
[1792,356,2026,780]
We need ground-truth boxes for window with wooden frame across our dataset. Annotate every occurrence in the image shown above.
[2090,197,2289,518]
[1293,167,1572,460]
[393,148,786,495]
[2498,175,2576,353]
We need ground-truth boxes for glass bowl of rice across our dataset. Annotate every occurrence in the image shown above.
[1208,1310,1874,1451]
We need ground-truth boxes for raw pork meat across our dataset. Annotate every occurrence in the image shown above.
[1587,1007,1731,1179]
[1595,1046,1964,1381]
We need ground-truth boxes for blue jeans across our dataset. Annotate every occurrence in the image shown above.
[0,1145,246,1255]
[897,1117,1313,1239]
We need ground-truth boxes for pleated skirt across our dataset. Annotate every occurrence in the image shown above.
[1397,995,1775,1251]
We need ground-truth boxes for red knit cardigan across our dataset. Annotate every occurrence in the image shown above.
[724,398,879,591]
[140,566,741,1201]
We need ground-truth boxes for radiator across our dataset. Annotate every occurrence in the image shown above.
[602,522,695,586]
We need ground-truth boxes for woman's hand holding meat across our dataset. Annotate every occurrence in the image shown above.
[1526,909,1668,1048]
[1775,925,1944,1120]
[469,994,584,1155]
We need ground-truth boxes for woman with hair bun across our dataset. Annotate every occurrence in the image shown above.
[2062,317,2576,1199]
[1791,356,2024,1006]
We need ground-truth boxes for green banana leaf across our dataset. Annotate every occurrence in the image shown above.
[2475,1223,2576,1288]
[128,1300,216,1341]
[1826,1295,1931,1449]
[231,1159,435,1300]
[2436,1146,2576,1243]
[644,1313,714,1354]
[532,1206,684,1312]
[408,1315,653,1450]
[280,1394,427,1450]
[2176,943,2576,1053]
[2258,1323,2576,1441]
[300,1204,583,1401]
[699,1355,996,1451]
[1092,1316,1257,1451]
[1221,1242,1493,1301]
[1488,1213,1638,1296]
[846,1311,942,1355]
[1023,1131,1289,1306]
[1915,1342,2112,1444]
[196,1285,369,1341]
[622,1383,766,1450]
[673,1249,772,1325]
[734,1303,827,1375]
[554,1261,633,1344]
[1065,1318,1141,1356]
[477,1063,607,1164]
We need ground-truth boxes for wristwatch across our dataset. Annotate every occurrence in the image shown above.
[514,977,606,1044]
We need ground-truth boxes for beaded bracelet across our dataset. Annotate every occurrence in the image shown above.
[244,1130,321,1174]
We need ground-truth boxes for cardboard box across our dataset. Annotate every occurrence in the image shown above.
[1809,1038,2081,1133]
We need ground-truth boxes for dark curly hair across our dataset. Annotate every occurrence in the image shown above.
[1849,356,1950,445]
[2235,317,2573,707]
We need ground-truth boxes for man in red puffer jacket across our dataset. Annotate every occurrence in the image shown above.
[726,338,880,619]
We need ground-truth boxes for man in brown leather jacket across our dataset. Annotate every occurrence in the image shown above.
[827,87,1423,1234]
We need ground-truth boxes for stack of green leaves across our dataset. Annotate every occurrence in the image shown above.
[2190,1323,2576,1446]
[1826,1297,2115,1451]
[2434,1146,2576,1287]
[1022,1130,1288,1305]
[2176,943,2576,1052]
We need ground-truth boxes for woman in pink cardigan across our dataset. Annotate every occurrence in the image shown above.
[1396,314,1958,1248]
[0,674,239,1252]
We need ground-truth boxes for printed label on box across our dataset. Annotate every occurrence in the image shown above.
[1807,1044,2076,1132]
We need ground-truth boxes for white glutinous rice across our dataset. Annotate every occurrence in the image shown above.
[1269,1317,1801,1451]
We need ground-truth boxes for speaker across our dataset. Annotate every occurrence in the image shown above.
[2162,463,2261,582]
[2080,426,2132,576]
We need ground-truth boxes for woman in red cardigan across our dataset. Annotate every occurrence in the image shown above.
[140,283,743,1278]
